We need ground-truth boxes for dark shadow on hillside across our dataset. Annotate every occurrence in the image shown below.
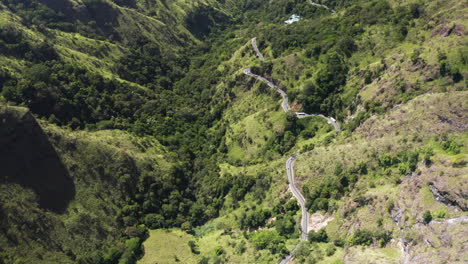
[186,6,230,39]
[9,0,123,41]
[0,109,75,213]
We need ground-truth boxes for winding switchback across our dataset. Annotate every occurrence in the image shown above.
[245,39,340,131]
[243,68,290,112]
[243,37,341,263]
[242,69,340,132]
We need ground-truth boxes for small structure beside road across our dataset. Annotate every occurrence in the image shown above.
[285,14,301,24]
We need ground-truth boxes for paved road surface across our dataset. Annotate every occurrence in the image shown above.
[287,154,308,241]
[244,37,341,264]
[251,37,265,61]
[243,68,340,132]
[309,0,336,13]
[278,155,308,264]
[243,68,290,112]
[296,113,341,132]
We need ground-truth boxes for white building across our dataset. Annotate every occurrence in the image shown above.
[285,14,301,24]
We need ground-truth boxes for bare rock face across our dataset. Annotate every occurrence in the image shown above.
[308,212,334,232]
[431,23,466,37]
[429,182,467,211]
[0,106,75,213]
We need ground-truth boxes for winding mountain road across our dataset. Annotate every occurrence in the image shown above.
[287,154,308,241]
[246,39,340,131]
[309,0,336,13]
[244,37,341,263]
[252,37,265,62]
[297,113,341,131]
[278,155,308,264]
[243,68,290,112]
[242,69,339,131]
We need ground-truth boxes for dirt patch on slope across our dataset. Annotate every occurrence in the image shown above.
[431,23,466,37]
[308,212,334,233]
[357,92,468,139]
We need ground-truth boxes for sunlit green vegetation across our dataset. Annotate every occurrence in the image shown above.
[0,0,466,263]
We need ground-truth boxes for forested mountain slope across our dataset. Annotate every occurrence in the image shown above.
[136,0,467,263]
[0,0,466,263]
[1,105,176,263]
[0,0,232,263]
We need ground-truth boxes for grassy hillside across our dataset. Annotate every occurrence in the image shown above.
[0,0,466,263]
[0,104,179,263]
[0,1,240,263]
[295,91,467,263]
[135,0,466,263]
[0,0,232,131]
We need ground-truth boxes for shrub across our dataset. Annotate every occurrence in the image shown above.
[311,198,329,211]
[143,214,164,229]
[235,240,246,255]
[325,244,336,256]
[239,209,271,229]
[118,237,142,264]
[214,246,224,255]
[198,256,209,264]
[284,200,300,214]
[308,229,328,243]
[275,215,296,236]
[423,210,432,224]
[377,218,383,227]
[421,148,433,166]
[348,229,392,247]
[188,240,200,254]
[301,143,315,153]
[386,200,395,213]
[300,129,316,139]
[450,67,463,83]
[434,210,446,219]
[333,239,345,247]
[293,242,311,258]
[250,230,287,254]
[441,138,461,154]
[348,230,373,246]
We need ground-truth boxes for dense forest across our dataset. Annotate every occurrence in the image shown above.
[0,0,466,263]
